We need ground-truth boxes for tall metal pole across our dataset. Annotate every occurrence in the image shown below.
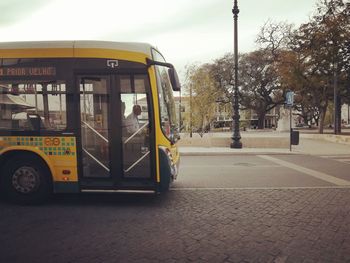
[179,89,182,132]
[190,84,193,138]
[334,62,338,134]
[231,0,242,148]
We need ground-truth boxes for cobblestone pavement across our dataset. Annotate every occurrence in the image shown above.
[1,188,350,263]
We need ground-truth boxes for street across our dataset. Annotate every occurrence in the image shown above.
[174,154,350,189]
[1,153,350,262]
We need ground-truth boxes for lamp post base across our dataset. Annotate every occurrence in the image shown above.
[230,140,242,149]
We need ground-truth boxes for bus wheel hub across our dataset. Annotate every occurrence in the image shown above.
[12,167,40,194]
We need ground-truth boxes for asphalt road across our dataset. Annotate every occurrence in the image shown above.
[1,153,350,263]
[174,154,350,189]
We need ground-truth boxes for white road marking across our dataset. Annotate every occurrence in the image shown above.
[258,155,350,186]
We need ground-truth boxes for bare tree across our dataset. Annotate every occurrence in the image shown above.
[239,50,285,129]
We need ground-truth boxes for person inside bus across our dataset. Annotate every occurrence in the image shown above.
[125,104,141,134]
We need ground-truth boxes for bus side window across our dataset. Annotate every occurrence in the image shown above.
[120,75,150,136]
[0,82,67,131]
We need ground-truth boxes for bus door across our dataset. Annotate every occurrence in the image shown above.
[118,74,153,184]
[77,74,153,187]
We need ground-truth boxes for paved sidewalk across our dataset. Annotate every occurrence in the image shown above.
[2,189,350,262]
[180,146,294,156]
[293,137,350,155]
[179,132,350,156]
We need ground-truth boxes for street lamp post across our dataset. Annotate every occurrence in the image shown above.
[334,62,339,134]
[231,0,242,148]
[190,84,193,138]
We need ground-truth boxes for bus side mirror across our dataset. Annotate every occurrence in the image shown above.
[168,68,181,92]
[169,128,181,145]
[169,133,178,145]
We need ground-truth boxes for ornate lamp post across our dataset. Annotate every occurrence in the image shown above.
[231,0,242,148]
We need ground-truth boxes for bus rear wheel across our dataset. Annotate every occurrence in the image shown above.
[1,154,52,205]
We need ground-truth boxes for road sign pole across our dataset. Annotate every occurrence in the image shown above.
[285,91,294,152]
[290,106,292,152]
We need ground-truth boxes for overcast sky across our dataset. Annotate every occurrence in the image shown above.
[0,0,318,76]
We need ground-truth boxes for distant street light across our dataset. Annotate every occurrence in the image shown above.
[231,0,242,148]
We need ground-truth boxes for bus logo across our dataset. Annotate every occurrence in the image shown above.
[107,60,118,68]
[44,137,61,146]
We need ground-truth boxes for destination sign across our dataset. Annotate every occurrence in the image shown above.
[0,67,56,77]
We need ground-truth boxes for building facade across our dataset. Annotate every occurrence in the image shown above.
[177,96,279,131]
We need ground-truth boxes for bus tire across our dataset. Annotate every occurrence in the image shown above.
[1,154,52,205]
[159,171,171,193]
[158,148,172,193]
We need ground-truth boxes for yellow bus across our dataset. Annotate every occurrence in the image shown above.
[0,41,181,204]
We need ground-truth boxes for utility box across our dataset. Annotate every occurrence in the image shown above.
[291,130,299,145]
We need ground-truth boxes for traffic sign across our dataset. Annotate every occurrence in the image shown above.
[286,91,294,107]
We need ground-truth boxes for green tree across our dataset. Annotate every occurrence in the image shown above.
[184,63,218,135]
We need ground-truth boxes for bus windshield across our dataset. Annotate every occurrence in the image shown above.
[152,49,179,141]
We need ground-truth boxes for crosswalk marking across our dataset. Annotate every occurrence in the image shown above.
[258,155,350,186]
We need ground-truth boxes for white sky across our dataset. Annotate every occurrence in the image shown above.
[0,0,318,78]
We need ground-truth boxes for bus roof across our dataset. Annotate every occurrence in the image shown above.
[0,41,156,62]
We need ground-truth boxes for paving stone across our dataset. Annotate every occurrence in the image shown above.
[1,188,350,262]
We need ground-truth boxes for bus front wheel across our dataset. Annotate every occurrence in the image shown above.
[1,154,52,205]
